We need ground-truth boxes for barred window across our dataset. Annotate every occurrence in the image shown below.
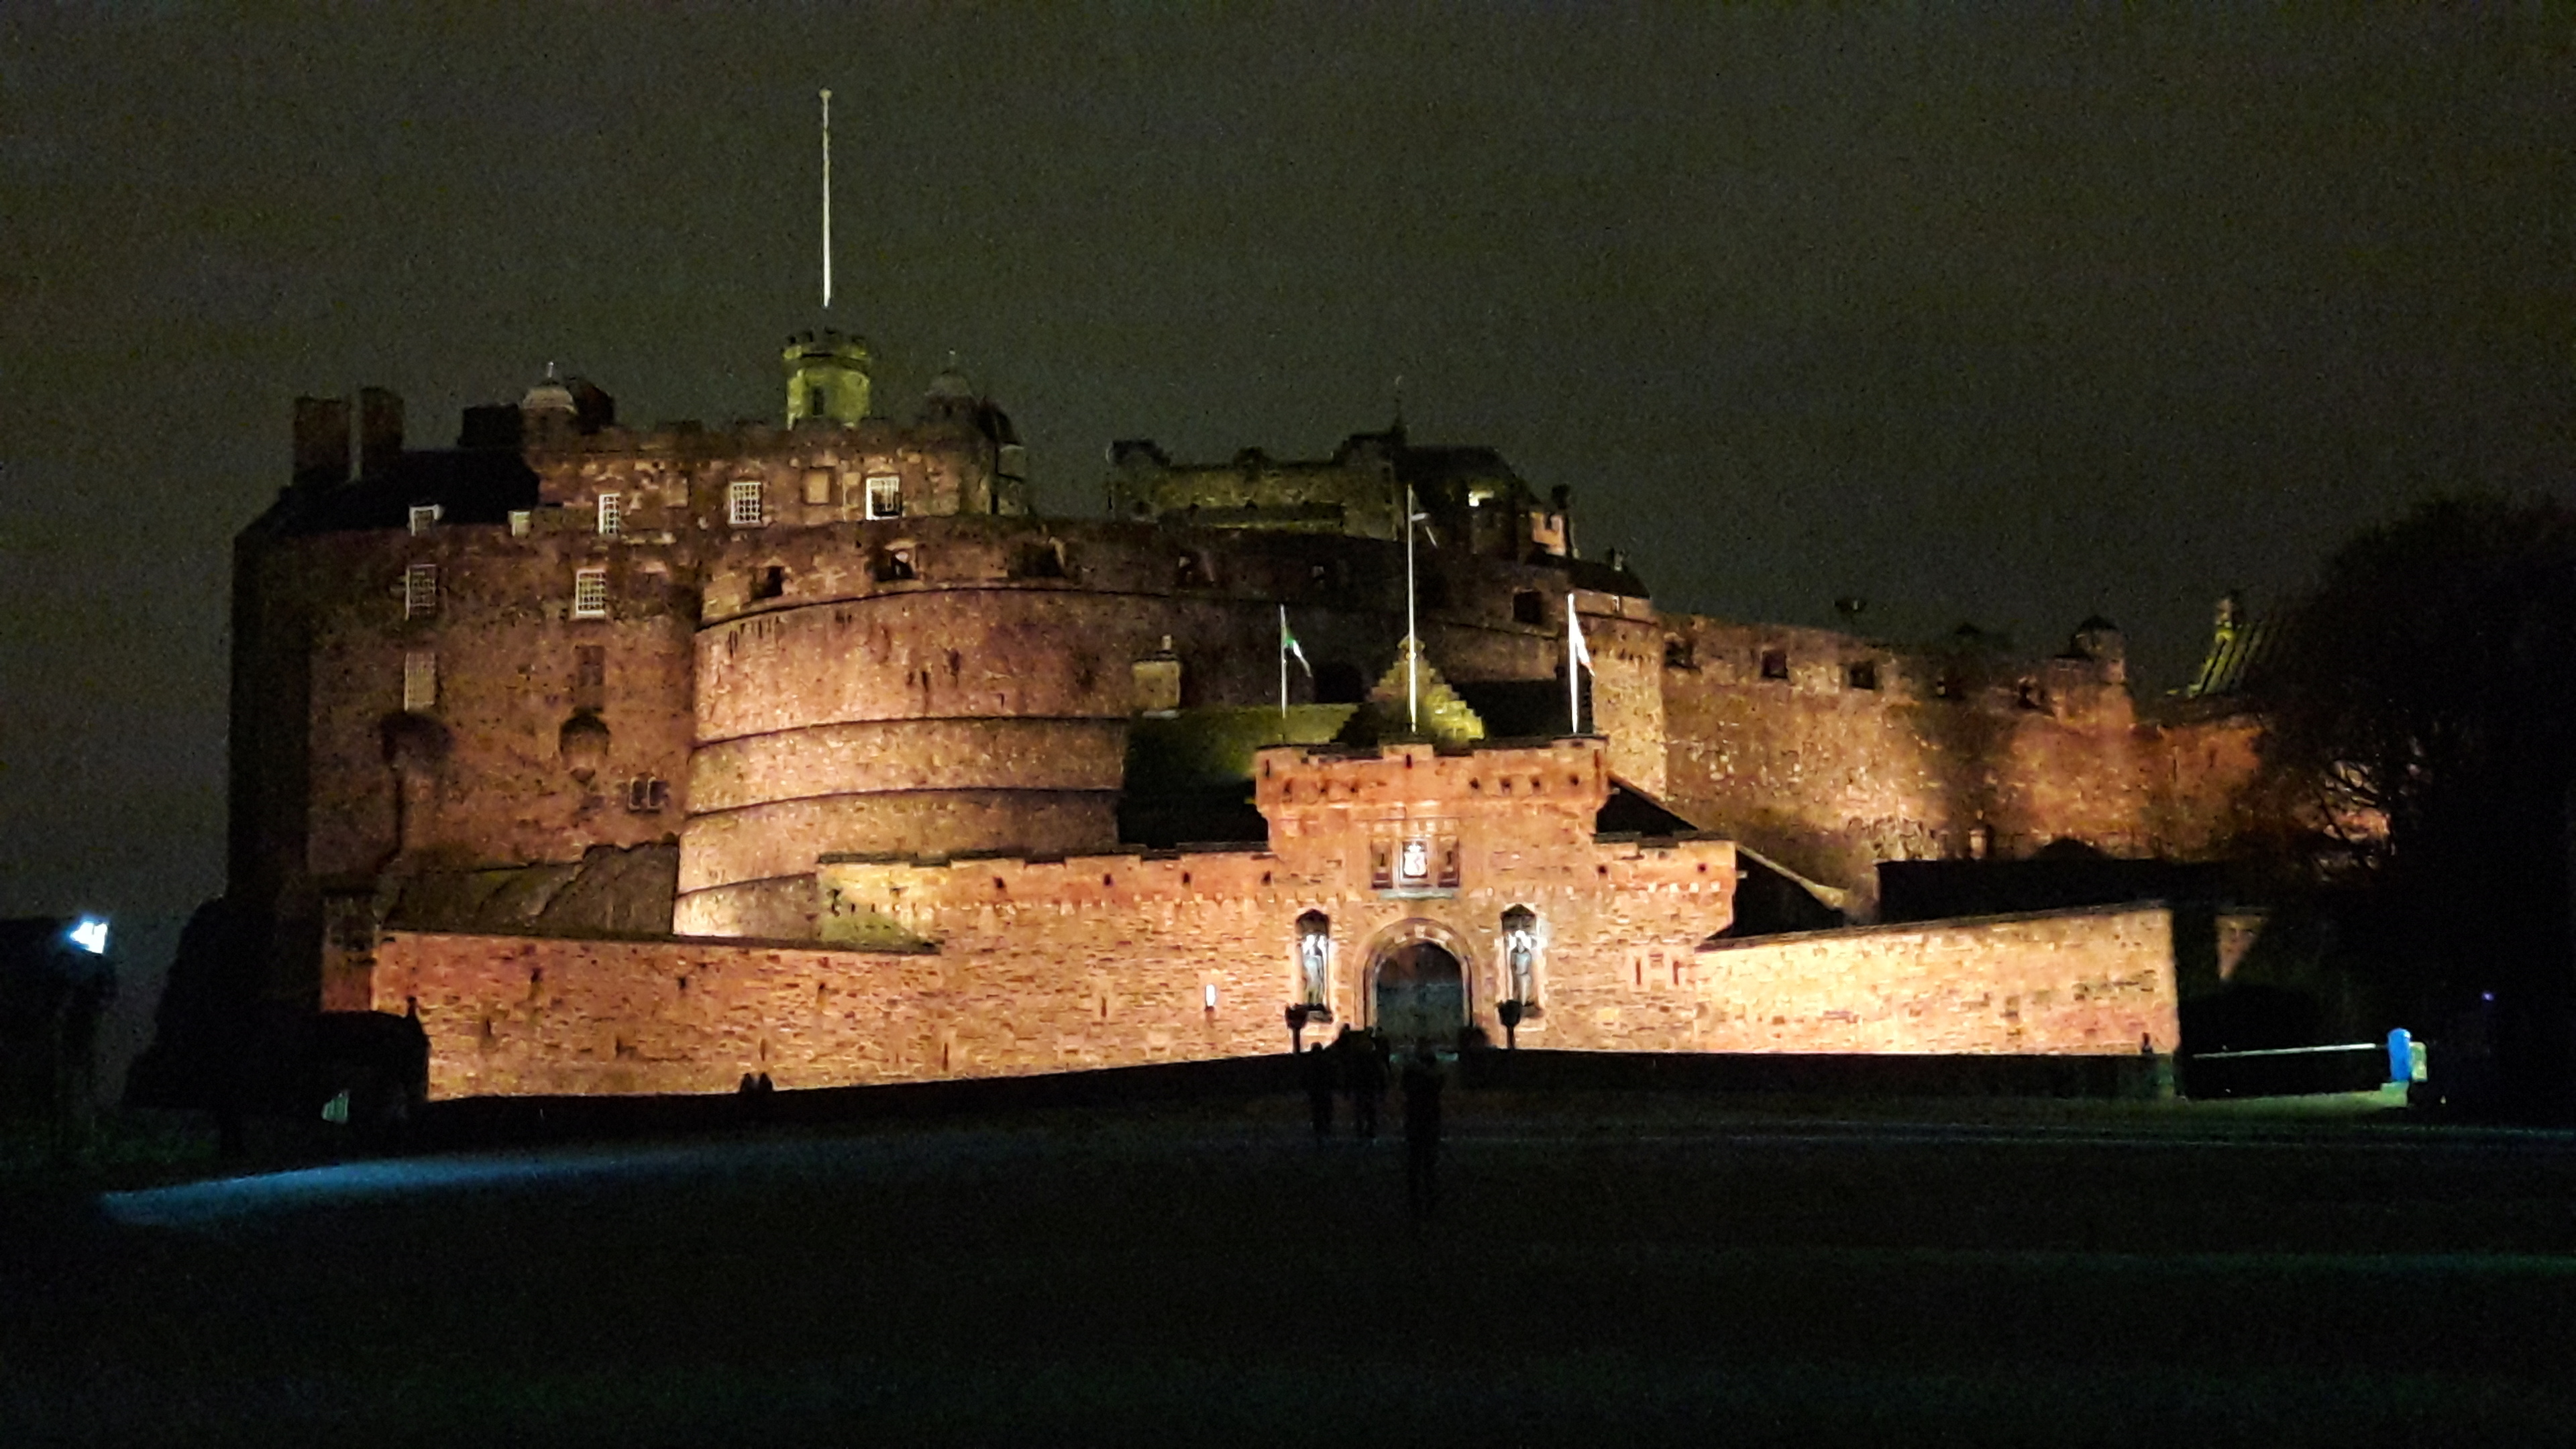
[597,492,622,537]
[865,474,902,520]
[402,651,437,712]
[626,776,669,813]
[572,567,609,619]
[729,479,765,527]
[404,564,439,619]
[408,504,441,536]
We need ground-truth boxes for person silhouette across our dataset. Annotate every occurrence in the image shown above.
[1402,1046,1444,1218]
[1301,1042,1336,1142]
[1350,1031,1386,1141]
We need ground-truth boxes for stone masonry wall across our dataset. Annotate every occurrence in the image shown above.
[287,525,696,885]
[1657,614,2158,908]
[1693,904,2180,1055]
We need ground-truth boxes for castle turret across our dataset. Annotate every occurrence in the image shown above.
[785,329,871,425]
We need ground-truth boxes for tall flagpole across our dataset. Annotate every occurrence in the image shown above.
[1404,483,1419,734]
[820,89,833,311]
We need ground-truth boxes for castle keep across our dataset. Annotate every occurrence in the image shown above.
[232,333,2251,1097]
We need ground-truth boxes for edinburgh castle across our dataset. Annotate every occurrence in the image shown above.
[231,331,2257,1098]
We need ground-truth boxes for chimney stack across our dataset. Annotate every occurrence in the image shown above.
[358,387,405,478]
[292,396,352,488]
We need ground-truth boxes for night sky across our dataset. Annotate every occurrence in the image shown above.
[3,9,2567,1071]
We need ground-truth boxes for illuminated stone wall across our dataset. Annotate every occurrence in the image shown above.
[1654,614,2247,910]
[1692,904,2182,1055]
[672,517,1651,934]
[235,522,699,999]
[366,745,2184,1098]
[376,739,1746,1097]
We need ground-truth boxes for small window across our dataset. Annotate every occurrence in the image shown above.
[729,479,766,527]
[402,650,437,712]
[870,547,916,583]
[574,645,606,711]
[597,492,622,537]
[1664,638,1697,669]
[2017,679,2045,711]
[404,564,439,619]
[752,565,786,600]
[865,474,902,520]
[408,504,441,536]
[1513,590,1545,627]
[809,385,828,419]
[1369,842,1393,890]
[508,510,532,537]
[1759,648,1789,682]
[572,567,609,619]
[1175,553,1214,588]
[626,776,669,813]
[1845,660,1878,691]
[1009,541,1066,579]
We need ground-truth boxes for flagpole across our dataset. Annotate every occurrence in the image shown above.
[1279,605,1289,726]
[1405,483,1419,734]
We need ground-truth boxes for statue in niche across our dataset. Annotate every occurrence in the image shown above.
[1296,911,1331,1005]
[1503,906,1539,1003]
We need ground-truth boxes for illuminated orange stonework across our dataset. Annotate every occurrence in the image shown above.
[369,738,2180,1098]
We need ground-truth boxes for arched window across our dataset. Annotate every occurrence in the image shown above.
[1295,910,1332,1006]
[1501,905,1540,1005]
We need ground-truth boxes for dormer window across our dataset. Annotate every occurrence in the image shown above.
[729,479,766,527]
[865,474,902,520]
[597,492,622,537]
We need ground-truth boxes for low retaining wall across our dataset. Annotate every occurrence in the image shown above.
[371,900,2183,1100]
[370,928,1297,1099]
[1695,903,2180,1056]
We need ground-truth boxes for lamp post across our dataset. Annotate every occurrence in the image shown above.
[1497,999,1524,1051]
[1285,1002,1311,1055]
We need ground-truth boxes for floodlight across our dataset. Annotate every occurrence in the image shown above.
[68,916,109,955]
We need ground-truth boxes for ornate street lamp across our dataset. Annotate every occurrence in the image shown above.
[1497,998,1524,1051]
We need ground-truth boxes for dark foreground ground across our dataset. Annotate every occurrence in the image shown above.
[7,1089,2576,1446]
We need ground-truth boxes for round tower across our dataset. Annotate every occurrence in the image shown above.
[784,329,871,425]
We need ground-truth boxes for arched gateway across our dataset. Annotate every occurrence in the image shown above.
[1372,939,1466,1049]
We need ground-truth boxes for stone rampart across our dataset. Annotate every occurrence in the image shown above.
[1693,903,2180,1055]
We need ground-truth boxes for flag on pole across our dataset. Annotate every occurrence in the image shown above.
[1567,592,1591,737]
[1279,607,1311,676]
